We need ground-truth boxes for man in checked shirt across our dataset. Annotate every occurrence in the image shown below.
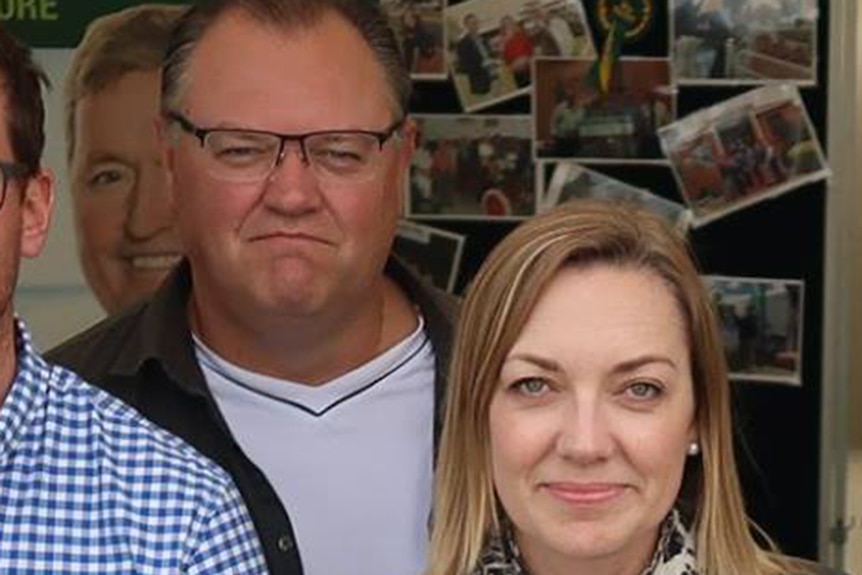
[0,24,267,574]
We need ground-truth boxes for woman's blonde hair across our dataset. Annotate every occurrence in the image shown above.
[428,200,804,575]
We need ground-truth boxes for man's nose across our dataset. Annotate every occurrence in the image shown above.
[262,143,322,214]
[124,161,174,240]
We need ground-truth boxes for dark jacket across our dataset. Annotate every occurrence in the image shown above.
[47,258,459,575]
[456,33,493,95]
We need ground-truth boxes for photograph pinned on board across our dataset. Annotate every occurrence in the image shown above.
[381,0,447,79]
[444,0,596,112]
[407,114,536,220]
[672,0,818,85]
[704,275,804,386]
[659,84,829,227]
[394,221,466,294]
[533,57,675,163]
[542,162,691,230]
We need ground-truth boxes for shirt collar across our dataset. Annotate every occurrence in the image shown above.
[109,256,457,401]
[0,318,50,465]
[108,259,209,398]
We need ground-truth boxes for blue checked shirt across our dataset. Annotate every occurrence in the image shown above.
[0,320,268,574]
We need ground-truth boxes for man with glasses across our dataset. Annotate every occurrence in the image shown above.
[0,25,266,573]
[49,1,457,574]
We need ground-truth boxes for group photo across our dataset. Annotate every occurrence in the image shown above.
[2,0,858,574]
[660,84,829,225]
[382,0,447,78]
[672,0,818,84]
[534,57,675,162]
[444,0,595,111]
[409,114,536,219]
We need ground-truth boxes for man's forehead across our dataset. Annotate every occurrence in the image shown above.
[191,11,365,72]
[181,9,398,120]
[84,64,161,102]
[196,6,327,52]
[82,69,161,111]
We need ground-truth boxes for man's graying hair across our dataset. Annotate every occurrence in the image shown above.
[161,0,412,117]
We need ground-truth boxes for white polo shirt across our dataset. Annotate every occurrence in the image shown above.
[195,319,435,575]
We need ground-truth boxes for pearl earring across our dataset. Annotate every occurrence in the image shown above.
[687,442,701,456]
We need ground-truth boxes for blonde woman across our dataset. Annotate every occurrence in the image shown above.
[428,200,841,575]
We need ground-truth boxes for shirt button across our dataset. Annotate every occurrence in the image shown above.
[277,534,295,552]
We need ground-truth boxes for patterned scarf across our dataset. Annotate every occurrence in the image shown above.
[472,509,698,575]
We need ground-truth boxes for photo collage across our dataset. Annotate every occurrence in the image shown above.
[385,0,826,382]
[393,0,825,227]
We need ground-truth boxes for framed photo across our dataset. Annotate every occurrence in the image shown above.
[407,114,537,220]
[381,0,448,80]
[528,0,595,59]
[704,275,804,386]
[542,162,691,229]
[672,0,818,86]
[534,57,676,163]
[444,0,595,112]
[659,84,829,227]
[394,221,465,293]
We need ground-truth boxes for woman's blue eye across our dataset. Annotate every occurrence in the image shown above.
[512,378,549,396]
[627,381,662,399]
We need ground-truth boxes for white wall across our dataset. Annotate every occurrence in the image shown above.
[822,0,862,568]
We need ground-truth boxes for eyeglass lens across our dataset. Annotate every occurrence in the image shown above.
[203,130,383,183]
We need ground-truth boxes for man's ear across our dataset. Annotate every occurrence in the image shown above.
[20,168,54,259]
[398,116,418,166]
[394,117,417,218]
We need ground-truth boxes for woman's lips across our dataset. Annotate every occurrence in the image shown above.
[541,482,628,505]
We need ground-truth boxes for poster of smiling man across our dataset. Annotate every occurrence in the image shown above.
[704,275,804,385]
[534,57,675,163]
[672,0,818,85]
[8,2,191,347]
[659,84,829,227]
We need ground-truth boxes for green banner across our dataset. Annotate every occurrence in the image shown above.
[0,0,188,47]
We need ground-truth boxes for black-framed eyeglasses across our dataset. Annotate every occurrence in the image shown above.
[166,111,404,184]
[0,160,28,211]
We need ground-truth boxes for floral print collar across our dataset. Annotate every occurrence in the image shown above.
[472,509,698,575]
